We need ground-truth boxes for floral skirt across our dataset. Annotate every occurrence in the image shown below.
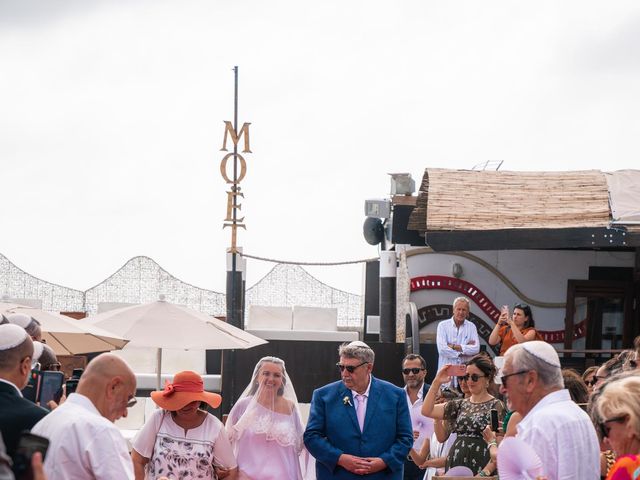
[445,435,490,475]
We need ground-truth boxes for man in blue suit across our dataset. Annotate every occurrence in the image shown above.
[304,341,413,479]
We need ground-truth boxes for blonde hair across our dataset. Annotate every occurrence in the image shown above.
[594,373,640,438]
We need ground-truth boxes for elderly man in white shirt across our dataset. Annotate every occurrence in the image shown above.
[32,353,137,480]
[498,341,600,480]
[435,297,479,386]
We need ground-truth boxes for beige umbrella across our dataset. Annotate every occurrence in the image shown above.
[0,302,129,356]
[83,295,267,389]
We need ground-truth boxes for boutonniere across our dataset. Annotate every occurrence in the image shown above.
[343,396,352,406]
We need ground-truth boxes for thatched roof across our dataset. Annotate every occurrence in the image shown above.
[404,168,640,250]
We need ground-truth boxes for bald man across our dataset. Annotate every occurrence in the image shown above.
[32,353,137,480]
[0,324,48,459]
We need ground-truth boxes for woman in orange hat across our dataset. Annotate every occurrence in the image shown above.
[131,370,238,479]
[226,356,307,480]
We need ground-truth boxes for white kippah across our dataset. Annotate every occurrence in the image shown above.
[521,341,561,368]
[0,324,29,350]
[7,312,33,329]
[32,341,44,366]
[347,340,371,349]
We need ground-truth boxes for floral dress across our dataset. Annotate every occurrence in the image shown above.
[132,409,236,480]
[443,397,505,474]
[607,454,640,480]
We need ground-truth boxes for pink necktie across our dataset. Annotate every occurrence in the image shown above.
[355,394,366,432]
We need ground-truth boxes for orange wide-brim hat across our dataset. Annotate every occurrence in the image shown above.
[150,370,222,411]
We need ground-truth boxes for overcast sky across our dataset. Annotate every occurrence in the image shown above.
[1,0,639,296]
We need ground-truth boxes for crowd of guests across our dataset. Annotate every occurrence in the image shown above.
[1,302,640,480]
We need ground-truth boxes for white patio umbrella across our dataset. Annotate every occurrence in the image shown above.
[0,302,129,355]
[83,295,267,390]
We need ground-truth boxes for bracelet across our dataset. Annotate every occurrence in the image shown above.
[478,470,489,477]
[487,440,497,448]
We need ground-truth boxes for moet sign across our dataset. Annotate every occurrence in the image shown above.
[220,120,251,252]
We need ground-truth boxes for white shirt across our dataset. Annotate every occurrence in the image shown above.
[404,384,434,449]
[516,389,600,480]
[436,318,480,373]
[31,393,134,480]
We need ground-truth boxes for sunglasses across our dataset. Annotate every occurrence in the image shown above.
[336,361,368,373]
[126,396,138,408]
[458,373,485,382]
[597,415,627,438]
[402,368,425,375]
[500,369,530,387]
[584,378,598,387]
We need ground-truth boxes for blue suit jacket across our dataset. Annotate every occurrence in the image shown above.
[303,376,413,479]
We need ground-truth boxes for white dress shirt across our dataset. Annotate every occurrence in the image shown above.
[516,389,600,480]
[404,384,434,449]
[31,393,134,480]
[436,318,480,373]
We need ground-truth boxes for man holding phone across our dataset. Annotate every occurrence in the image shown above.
[32,353,137,480]
[435,297,479,387]
[0,324,48,459]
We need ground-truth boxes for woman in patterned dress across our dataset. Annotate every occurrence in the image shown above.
[131,371,238,479]
[422,354,505,476]
[226,356,308,480]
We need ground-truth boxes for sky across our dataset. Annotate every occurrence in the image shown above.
[1,0,639,296]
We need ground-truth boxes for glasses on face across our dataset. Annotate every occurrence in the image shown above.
[584,378,598,387]
[336,361,368,373]
[500,369,531,387]
[44,363,62,371]
[597,415,627,438]
[402,367,425,375]
[126,396,137,408]
[459,373,485,382]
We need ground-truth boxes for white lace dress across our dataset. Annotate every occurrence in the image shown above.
[226,397,305,480]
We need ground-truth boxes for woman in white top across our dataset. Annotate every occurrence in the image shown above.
[132,370,237,479]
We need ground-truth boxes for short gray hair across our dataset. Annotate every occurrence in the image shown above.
[507,343,563,389]
[338,342,374,364]
[453,296,470,308]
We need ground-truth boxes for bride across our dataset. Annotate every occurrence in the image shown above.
[226,356,308,480]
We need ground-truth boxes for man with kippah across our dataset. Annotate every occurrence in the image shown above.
[6,313,42,343]
[0,324,48,459]
[498,341,599,480]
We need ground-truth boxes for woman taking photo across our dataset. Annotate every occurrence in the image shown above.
[131,370,237,479]
[488,304,538,355]
[226,356,307,480]
[422,354,505,477]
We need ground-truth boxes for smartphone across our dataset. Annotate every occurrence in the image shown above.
[12,432,49,480]
[500,305,509,324]
[65,378,79,396]
[21,366,42,403]
[37,371,64,408]
[490,408,499,432]
[446,364,467,376]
